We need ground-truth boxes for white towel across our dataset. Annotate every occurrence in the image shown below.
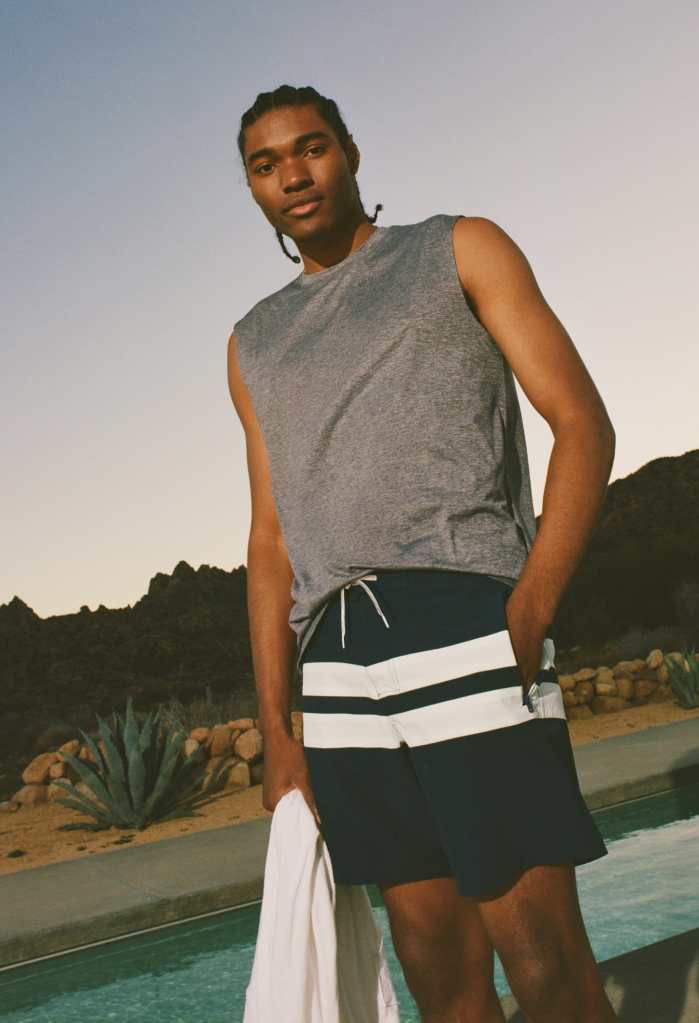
[243,786,401,1022]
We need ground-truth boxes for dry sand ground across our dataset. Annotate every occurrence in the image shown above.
[2,700,699,878]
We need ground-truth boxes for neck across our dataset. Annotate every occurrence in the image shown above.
[297,213,375,276]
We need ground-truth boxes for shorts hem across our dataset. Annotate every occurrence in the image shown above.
[333,868,455,888]
[454,846,610,899]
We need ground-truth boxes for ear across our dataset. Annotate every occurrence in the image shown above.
[346,134,361,175]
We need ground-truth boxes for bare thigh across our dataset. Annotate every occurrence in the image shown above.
[476,863,614,1020]
[377,875,499,1010]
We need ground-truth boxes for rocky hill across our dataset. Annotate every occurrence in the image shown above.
[0,561,253,777]
[547,448,699,645]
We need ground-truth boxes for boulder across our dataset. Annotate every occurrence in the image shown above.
[646,649,664,670]
[234,727,264,763]
[634,678,658,700]
[228,718,255,730]
[207,724,233,757]
[22,751,61,785]
[13,784,48,806]
[566,705,594,720]
[590,696,630,715]
[574,681,595,703]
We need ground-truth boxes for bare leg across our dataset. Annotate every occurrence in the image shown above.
[476,863,617,1022]
[378,875,507,1022]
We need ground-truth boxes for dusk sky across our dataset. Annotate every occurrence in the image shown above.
[3,1,697,619]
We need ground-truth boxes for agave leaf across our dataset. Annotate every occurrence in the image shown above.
[123,696,139,755]
[154,769,212,816]
[160,760,232,816]
[145,725,189,807]
[58,753,113,811]
[127,741,146,816]
[95,712,127,784]
[142,741,163,800]
[95,713,135,823]
[76,728,106,774]
[51,790,116,827]
[157,790,215,820]
[665,654,699,708]
[56,820,110,832]
[123,697,147,813]
[157,760,211,809]
[205,764,235,796]
[171,748,206,786]
[149,704,164,735]
[140,726,168,805]
[138,710,157,752]
[141,726,188,820]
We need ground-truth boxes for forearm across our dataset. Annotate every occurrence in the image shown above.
[516,415,616,627]
[246,532,297,741]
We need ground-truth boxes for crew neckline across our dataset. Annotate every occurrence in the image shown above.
[293,224,390,287]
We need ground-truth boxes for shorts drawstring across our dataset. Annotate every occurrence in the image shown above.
[340,572,390,649]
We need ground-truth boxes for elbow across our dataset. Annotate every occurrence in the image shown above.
[552,412,616,464]
[553,407,615,439]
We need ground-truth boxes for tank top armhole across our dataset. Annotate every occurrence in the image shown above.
[440,212,509,390]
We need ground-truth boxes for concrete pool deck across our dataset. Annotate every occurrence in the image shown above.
[1,715,699,1019]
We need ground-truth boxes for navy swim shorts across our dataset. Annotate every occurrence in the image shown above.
[300,568,608,898]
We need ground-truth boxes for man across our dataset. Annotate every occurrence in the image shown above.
[228,84,617,1022]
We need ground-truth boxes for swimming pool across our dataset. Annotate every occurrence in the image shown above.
[1,782,698,1022]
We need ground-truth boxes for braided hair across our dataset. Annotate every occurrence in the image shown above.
[237,84,383,264]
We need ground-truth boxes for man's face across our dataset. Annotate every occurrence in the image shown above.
[243,104,359,241]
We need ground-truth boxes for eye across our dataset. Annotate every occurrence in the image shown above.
[254,145,326,175]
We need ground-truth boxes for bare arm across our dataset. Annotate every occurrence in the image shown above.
[451,216,616,640]
[227,331,322,823]
[226,330,297,740]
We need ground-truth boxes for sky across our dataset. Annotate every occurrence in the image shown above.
[2,0,697,619]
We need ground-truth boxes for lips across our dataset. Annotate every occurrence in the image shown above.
[285,198,323,217]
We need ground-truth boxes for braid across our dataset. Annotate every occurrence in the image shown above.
[367,202,383,224]
[274,202,384,264]
[275,229,302,264]
[238,85,383,264]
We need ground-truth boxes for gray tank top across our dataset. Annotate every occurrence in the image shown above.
[233,213,536,676]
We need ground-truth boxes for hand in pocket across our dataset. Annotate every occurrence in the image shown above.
[503,586,547,704]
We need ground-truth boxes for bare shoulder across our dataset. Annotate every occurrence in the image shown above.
[450,217,613,432]
[451,215,536,299]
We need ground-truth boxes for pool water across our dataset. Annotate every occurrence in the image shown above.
[1,782,698,1022]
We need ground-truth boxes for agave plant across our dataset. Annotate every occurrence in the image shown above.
[52,695,231,831]
[664,646,699,709]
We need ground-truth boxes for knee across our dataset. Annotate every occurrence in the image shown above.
[393,924,496,1012]
[506,944,573,1014]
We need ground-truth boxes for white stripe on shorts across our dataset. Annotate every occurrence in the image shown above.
[302,628,564,749]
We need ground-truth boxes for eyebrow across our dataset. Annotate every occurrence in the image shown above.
[245,130,333,167]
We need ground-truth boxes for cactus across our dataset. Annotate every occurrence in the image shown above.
[664,646,699,709]
[52,696,230,831]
